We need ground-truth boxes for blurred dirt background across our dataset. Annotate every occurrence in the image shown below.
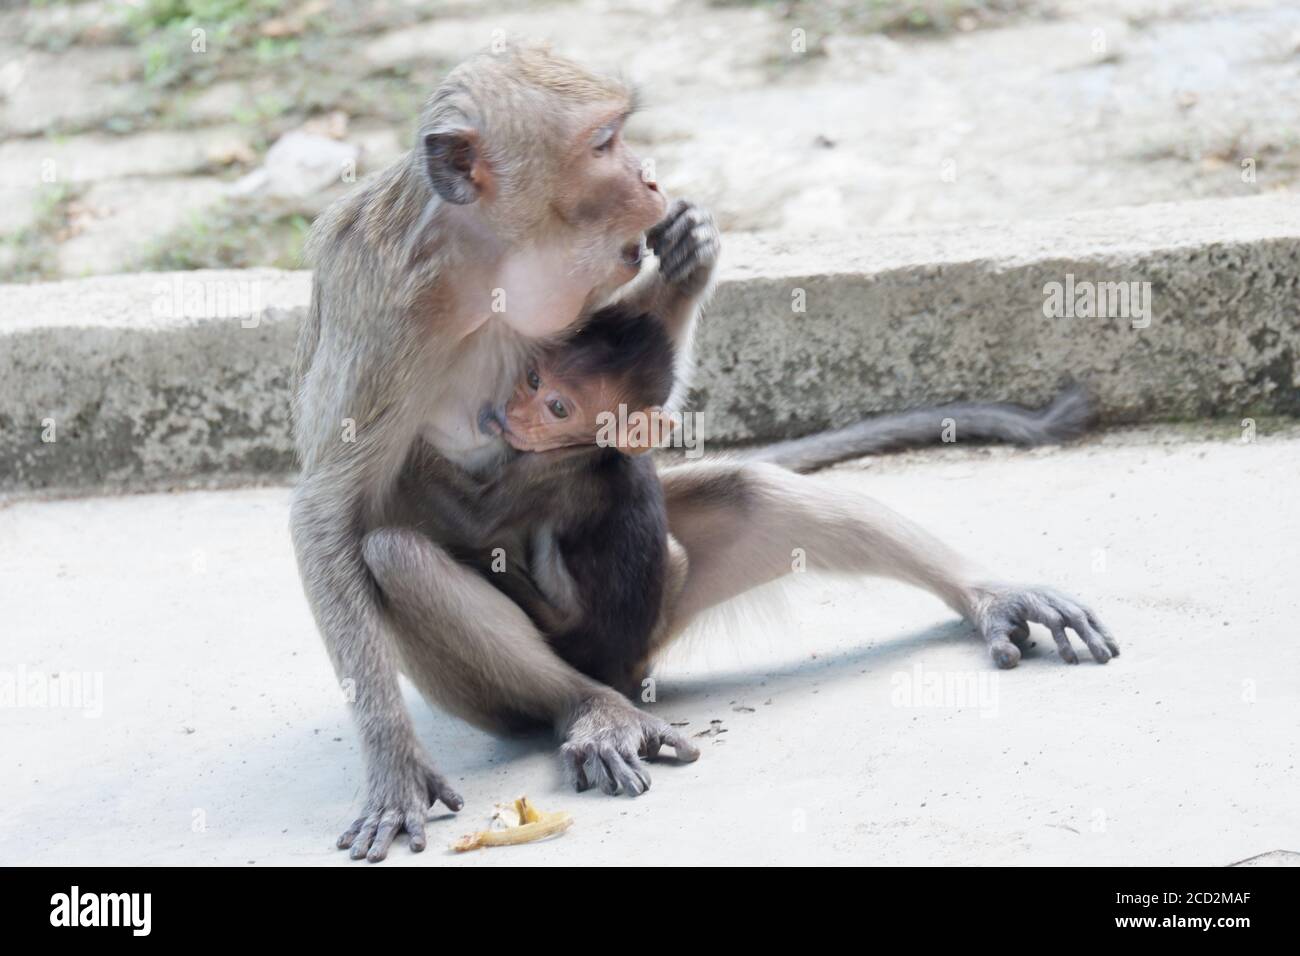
[2,0,1298,283]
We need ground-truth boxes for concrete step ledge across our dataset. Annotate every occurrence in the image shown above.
[2,194,1298,494]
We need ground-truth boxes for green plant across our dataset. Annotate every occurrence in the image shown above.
[135,202,311,271]
[0,184,80,283]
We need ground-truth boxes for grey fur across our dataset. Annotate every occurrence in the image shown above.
[291,47,1117,864]
[743,384,1091,473]
[290,46,705,862]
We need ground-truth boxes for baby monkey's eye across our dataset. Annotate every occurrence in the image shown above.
[526,369,540,390]
[548,399,568,419]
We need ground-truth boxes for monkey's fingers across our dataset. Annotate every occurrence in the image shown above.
[651,204,703,258]
[344,809,383,860]
[1057,599,1115,664]
[1007,623,1033,649]
[405,812,428,853]
[425,766,464,812]
[594,748,646,796]
[974,583,1119,668]
[986,634,1022,669]
[1021,589,1114,664]
[645,198,691,248]
[563,739,651,796]
[1085,607,1122,658]
[661,231,719,285]
[652,725,700,763]
[337,814,370,851]
[338,791,448,860]
[1040,612,1079,665]
[365,808,406,863]
[588,750,620,796]
[561,741,593,792]
[652,206,718,284]
[608,746,651,796]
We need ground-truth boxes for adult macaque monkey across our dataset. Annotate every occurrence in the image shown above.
[293,43,701,861]
[292,43,1117,863]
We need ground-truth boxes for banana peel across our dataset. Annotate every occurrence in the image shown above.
[452,796,573,852]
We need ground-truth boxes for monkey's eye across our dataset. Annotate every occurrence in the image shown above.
[548,398,568,419]
[526,369,540,390]
[592,126,617,154]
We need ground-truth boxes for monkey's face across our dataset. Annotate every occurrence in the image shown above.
[492,363,604,452]
[492,363,670,457]
[423,57,665,293]
[552,100,667,274]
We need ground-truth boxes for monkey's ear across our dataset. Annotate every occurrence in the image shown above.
[424,127,486,205]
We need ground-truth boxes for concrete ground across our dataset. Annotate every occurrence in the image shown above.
[2,427,1297,866]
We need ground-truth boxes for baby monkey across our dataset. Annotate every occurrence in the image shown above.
[473,303,679,697]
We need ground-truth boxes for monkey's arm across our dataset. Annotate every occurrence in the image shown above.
[290,462,465,862]
[396,446,584,632]
[469,449,594,532]
[401,445,507,545]
[290,225,475,862]
[620,199,719,351]
[394,442,548,549]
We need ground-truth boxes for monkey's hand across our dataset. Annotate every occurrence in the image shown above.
[646,198,720,293]
[967,583,1120,669]
[337,747,464,862]
[560,692,700,796]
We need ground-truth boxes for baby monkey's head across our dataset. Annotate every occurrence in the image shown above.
[482,305,675,454]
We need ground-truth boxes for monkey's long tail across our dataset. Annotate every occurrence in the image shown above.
[738,384,1091,474]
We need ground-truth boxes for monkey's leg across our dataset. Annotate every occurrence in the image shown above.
[289,477,465,863]
[638,534,690,669]
[658,462,1119,667]
[291,486,467,868]
[362,528,700,798]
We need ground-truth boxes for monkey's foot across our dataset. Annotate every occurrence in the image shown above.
[337,752,464,862]
[967,583,1120,668]
[561,694,700,797]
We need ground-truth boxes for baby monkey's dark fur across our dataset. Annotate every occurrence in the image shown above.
[467,304,679,697]
[462,306,1096,700]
